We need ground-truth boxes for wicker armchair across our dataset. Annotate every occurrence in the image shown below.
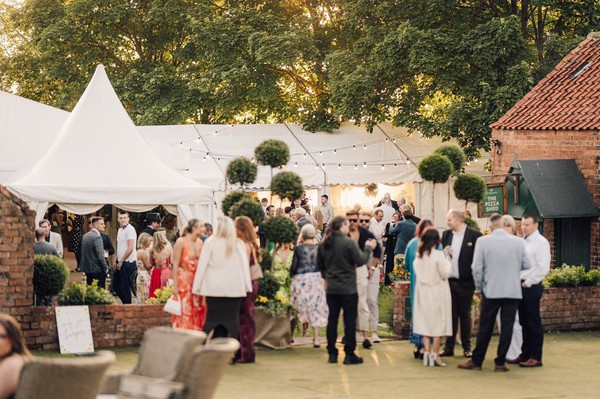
[99,327,207,395]
[15,350,115,399]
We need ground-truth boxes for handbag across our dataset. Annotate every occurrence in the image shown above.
[249,247,263,281]
[163,295,182,316]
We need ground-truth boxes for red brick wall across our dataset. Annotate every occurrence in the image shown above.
[0,185,171,350]
[0,186,36,314]
[491,129,600,269]
[393,282,600,337]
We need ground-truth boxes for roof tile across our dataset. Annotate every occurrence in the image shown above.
[492,36,600,130]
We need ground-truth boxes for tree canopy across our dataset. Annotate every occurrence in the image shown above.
[1,0,598,156]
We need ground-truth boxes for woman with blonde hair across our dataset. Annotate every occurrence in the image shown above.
[0,313,32,399]
[290,224,328,347]
[234,216,261,363]
[135,233,153,304]
[149,228,173,297]
[193,217,252,339]
[172,219,206,331]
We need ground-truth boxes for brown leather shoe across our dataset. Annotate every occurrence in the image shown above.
[457,359,482,370]
[495,364,510,372]
[506,356,526,364]
[519,359,543,367]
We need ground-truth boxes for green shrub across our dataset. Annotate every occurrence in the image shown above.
[260,247,273,271]
[434,145,466,175]
[146,285,174,304]
[33,255,69,298]
[55,281,114,305]
[418,154,454,184]
[229,198,265,227]
[454,173,486,204]
[226,157,257,188]
[257,271,280,299]
[263,216,299,244]
[544,265,600,288]
[254,139,290,168]
[465,217,481,231]
[271,171,304,201]
[221,191,251,216]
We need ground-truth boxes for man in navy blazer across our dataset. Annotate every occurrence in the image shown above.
[440,210,482,357]
[458,214,531,371]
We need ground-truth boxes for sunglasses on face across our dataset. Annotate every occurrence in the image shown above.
[348,219,358,223]
[359,219,370,223]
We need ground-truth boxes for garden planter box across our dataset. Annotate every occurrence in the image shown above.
[393,283,600,338]
[255,307,292,349]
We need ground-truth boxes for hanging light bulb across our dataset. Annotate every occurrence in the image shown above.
[319,151,323,156]
[354,164,358,170]
[334,149,337,154]
[466,161,471,166]
[314,164,319,170]
[212,131,217,136]
[394,163,397,167]
[363,162,367,168]
[353,145,356,150]
[363,144,367,150]
[381,164,385,170]
[385,137,389,142]
[294,162,298,168]
[303,153,307,158]
[406,159,411,164]
[392,138,396,143]
[337,164,341,170]
[322,163,326,169]
[203,156,207,162]
[474,159,479,163]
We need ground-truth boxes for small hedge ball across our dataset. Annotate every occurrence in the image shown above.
[434,145,466,175]
[226,157,257,187]
[271,171,304,201]
[222,191,251,216]
[453,173,486,204]
[418,154,454,184]
[229,198,266,227]
[263,216,299,244]
[255,139,290,168]
[33,254,69,298]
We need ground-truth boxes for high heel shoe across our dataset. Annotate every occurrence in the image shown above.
[313,338,321,348]
[431,353,446,367]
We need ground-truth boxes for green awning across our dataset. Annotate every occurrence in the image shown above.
[507,159,599,219]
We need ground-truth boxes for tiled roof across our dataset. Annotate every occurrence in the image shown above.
[491,33,600,130]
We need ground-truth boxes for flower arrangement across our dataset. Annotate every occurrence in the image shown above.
[146,285,174,304]
[388,257,410,283]
[255,271,293,316]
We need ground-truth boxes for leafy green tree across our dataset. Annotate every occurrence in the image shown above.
[229,198,265,227]
[270,172,304,202]
[226,157,257,191]
[434,145,466,176]
[263,216,299,245]
[453,173,486,209]
[221,191,251,217]
[255,139,290,202]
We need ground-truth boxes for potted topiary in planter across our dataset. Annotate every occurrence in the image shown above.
[418,154,454,221]
[33,254,69,305]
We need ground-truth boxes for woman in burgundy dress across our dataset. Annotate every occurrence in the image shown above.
[234,216,262,363]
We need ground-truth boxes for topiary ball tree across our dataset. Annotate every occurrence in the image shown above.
[453,173,486,209]
[263,215,299,245]
[434,145,466,175]
[33,254,69,305]
[226,157,257,191]
[255,139,290,168]
[271,171,304,202]
[229,198,266,227]
[221,191,252,216]
[418,154,454,221]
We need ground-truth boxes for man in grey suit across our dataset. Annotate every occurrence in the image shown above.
[80,217,110,288]
[458,213,531,372]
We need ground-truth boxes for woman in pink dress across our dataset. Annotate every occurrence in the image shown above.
[172,219,206,330]
[149,229,173,298]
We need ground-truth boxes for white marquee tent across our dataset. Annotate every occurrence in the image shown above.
[7,65,213,224]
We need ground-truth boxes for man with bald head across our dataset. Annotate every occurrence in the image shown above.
[440,209,482,358]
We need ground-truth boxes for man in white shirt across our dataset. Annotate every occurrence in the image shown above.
[115,210,137,304]
[39,219,63,257]
[510,213,550,368]
[377,193,397,224]
[369,209,385,247]
[319,195,334,230]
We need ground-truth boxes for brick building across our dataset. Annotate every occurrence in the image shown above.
[490,32,600,270]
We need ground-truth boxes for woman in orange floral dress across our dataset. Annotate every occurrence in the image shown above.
[172,219,206,330]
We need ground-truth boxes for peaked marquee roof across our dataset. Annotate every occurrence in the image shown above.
[492,32,600,130]
[8,65,212,208]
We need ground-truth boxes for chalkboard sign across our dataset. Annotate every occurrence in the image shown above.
[55,306,94,354]
[479,184,506,216]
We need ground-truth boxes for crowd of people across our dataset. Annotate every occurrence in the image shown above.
[28,192,551,372]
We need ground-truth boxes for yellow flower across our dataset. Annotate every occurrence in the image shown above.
[257,295,269,304]
[275,293,287,304]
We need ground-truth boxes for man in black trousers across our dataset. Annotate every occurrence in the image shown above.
[440,210,482,358]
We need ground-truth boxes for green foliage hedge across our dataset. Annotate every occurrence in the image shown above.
[229,198,265,227]
[453,173,486,204]
[418,154,453,184]
[55,281,115,305]
[263,216,299,244]
[544,265,600,288]
[434,145,466,175]
[270,171,304,201]
[226,157,257,188]
[254,139,290,168]
[221,191,251,216]
[33,255,69,298]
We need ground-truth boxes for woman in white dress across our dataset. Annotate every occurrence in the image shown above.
[135,233,153,304]
[412,228,452,367]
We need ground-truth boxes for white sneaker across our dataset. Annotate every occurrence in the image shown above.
[371,333,381,343]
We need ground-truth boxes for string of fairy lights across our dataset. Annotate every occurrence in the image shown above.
[172,125,481,170]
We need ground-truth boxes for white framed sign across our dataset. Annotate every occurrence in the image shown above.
[55,306,95,354]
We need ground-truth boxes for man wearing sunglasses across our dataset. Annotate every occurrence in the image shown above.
[347,210,382,349]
